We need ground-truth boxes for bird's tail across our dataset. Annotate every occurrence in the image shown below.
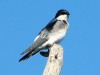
[19,49,40,62]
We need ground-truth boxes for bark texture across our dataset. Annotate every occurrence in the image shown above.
[43,44,63,75]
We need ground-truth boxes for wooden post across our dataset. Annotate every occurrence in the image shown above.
[43,44,63,75]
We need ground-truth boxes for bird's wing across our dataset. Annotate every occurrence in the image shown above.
[20,29,49,55]
[20,18,57,55]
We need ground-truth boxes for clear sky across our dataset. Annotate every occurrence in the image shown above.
[0,0,100,75]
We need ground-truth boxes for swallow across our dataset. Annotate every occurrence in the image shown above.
[19,9,70,62]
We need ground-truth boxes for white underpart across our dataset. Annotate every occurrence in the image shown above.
[57,14,67,20]
[41,27,67,47]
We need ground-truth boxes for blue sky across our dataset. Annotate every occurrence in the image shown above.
[0,0,100,75]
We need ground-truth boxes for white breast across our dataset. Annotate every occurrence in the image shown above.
[54,28,67,43]
[43,28,68,47]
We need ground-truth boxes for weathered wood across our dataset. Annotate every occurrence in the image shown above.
[43,44,63,75]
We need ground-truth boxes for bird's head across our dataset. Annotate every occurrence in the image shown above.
[55,9,70,20]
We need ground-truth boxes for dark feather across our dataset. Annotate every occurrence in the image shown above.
[44,18,57,31]
[19,38,47,62]
[19,49,40,62]
[20,34,48,55]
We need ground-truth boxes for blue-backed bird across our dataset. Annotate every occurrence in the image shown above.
[19,9,70,62]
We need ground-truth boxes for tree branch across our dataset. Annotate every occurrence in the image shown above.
[43,44,63,75]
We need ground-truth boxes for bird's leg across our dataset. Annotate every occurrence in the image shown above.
[40,49,50,57]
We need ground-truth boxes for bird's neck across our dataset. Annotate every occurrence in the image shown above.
[57,15,67,21]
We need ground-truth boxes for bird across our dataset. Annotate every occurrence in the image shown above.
[19,9,70,62]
